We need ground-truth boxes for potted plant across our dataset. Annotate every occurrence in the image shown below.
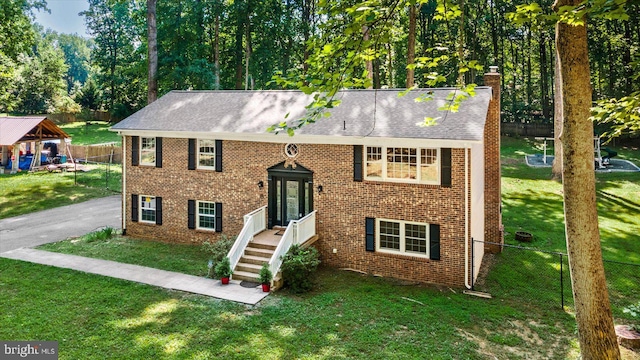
[215,256,233,284]
[259,263,273,292]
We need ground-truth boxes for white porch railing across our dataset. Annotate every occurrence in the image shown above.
[267,211,317,279]
[227,206,267,271]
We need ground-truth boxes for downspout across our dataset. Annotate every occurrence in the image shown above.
[464,147,471,289]
[121,134,127,235]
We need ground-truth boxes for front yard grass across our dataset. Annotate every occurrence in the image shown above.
[0,165,121,219]
[40,234,210,277]
[0,258,578,359]
[3,136,640,359]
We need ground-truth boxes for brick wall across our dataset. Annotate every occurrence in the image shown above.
[124,140,470,286]
[483,71,504,252]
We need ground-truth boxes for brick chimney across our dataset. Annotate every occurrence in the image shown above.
[483,67,503,253]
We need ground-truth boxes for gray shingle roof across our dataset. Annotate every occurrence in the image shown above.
[111,88,491,142]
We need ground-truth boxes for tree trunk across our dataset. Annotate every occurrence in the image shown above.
[363,25,373,89]
[214,11,220,90]
[234,2,245,90]
[302,0,312,75]
[540,31,550,121]
[526,25,532,108]
[147,0,157,104]
[407,4,416,88]
[457,0,464,86]
[552,52,563,179]
[244,5,252,90]
[555,0,621,358]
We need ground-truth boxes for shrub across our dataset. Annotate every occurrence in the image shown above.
[280,244,321,293]
[215,256,233,279]
[259,263,273,284]
[202,235,235,278]
[623,301,640,332]
[84,227,117,242]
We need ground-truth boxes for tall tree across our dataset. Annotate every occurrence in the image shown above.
[554,0,620,358]
[82,0,145,119]
[47,32,93,92]
[0,0,47,112]
[14,29,69,114]
[147,0,157,103]
[406,3,417,87]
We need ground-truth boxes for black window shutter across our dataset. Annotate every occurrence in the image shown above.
[441,148,452,188]
[215,202,223,232]
[429,224,440,260]
[188,200,196,229]
[365,217,375,252]
[131,194,139,222]
[188,139,196,170]
[354,145,363,182]
[131,136,139,166]
[155,137,163,168]
[215,140,222,172]
[155,197,163,225]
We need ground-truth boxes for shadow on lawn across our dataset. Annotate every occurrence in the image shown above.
[0,259,577,359]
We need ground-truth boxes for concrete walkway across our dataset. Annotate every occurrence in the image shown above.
[0,248,269,305]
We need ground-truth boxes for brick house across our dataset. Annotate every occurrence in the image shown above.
[111,71,502,288]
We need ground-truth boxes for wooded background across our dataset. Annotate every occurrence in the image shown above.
[1,0,639,127]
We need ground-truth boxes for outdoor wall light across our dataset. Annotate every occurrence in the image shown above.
[258,181,264,189]
[317,185,323,193]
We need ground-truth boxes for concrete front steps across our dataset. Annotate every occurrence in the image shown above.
[232,241,276,283]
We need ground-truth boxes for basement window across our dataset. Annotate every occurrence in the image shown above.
[140,196,157,223]
[377,219,429,257]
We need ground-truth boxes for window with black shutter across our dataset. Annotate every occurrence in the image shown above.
[365,217,375,252]
[215,202,222,232]
[441,148,452,188]
[155,197,163,225]
[131,194,138,222]
[188,200,196,229]
[215,140,222,172]
[131,137,139,166]
[354,145,363,182]
[188,139,196,170]
[155,137,163,168]
[429,224,440,260]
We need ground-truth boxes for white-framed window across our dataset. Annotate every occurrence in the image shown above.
[140,137,156,165]
[197,201,216,230]
[198,139,216,169]
[140,195,157,223]
[377,218,429,257]
[365,146,439,184]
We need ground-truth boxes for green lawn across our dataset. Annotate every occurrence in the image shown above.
[40,235,211,278]
[60,121,121,145]
[3,136,640,359]
[0,165,121,219]
[0,259,580,359]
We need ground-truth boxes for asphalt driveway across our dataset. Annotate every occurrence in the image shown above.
[0,195,121,253]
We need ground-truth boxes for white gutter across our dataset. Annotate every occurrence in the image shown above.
[121,135,127,234]
[464,147,471,289]
[110,129,483,149]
